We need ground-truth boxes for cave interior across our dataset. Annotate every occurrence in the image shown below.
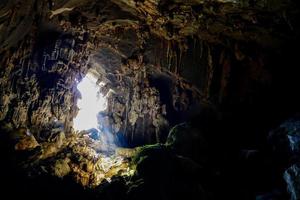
[0,0,300,200]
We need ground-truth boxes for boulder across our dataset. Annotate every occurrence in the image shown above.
[166,122,208,163]
[131,143,206,200]
[284,164,300,200]
[115,147,138,158]
[13,128,39,151]
[53,157,71,178]
[39,132,66,159]
[14,135,39,151]
[268,116,300,161]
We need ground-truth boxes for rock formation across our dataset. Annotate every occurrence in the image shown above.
[0,0,300,200]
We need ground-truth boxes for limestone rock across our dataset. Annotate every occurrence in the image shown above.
[0,1,299,198]
[53,157,71,178]
[116,147,138,158]
[14,135,39,151]
[39,132,66,159]
[0,93,14,120]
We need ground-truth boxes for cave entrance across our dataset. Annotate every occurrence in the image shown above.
[73,72,107,132]
[68,71,135,186]
[73,71,117,152]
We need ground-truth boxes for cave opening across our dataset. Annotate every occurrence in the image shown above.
[73,72,107,133]
[72,71,119,153]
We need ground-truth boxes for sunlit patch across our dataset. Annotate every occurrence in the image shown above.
[73,73,107,132]
[67,73,135,188]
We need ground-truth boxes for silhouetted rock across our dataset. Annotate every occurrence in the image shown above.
[284,164,300,200]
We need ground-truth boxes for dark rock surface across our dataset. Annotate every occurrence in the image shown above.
[284,164,300,200]
[130,144,206,200]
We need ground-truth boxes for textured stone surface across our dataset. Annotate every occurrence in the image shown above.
[1,0,299,146]
[0,1,300,199]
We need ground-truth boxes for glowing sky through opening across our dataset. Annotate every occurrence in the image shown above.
[73,73,107,132]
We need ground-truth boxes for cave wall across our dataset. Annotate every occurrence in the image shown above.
[1,0,300,146]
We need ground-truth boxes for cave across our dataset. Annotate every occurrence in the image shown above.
[0,0,300,200]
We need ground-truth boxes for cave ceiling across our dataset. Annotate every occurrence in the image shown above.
[1,0,298,49]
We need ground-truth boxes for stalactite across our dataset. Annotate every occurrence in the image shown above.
[204,45,214,100]
[218,49,230,103]
[166,40,171,71]
[123,90,130,139]
[173,47,178,74]
[199,39,203,59]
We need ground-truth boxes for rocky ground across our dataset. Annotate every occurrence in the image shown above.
[1,115,300,200]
